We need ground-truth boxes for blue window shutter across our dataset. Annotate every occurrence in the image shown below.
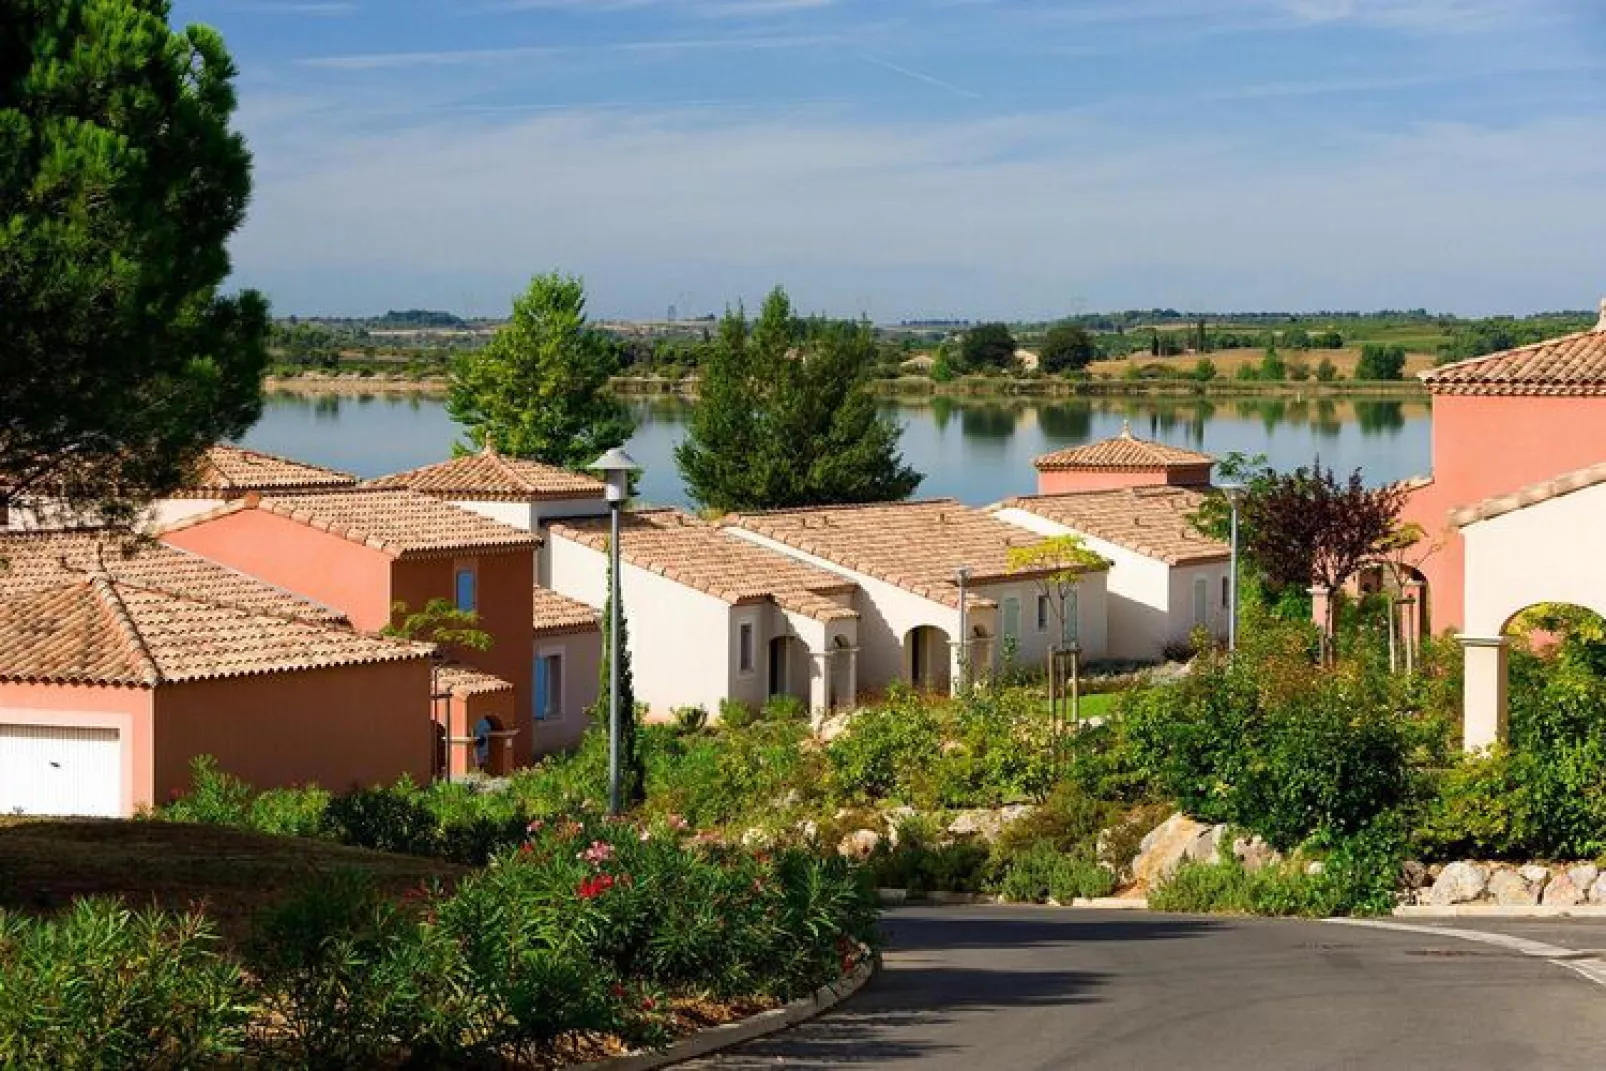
[534,658,549,721]
[455,568,476,612]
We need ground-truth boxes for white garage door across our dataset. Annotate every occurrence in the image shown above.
[0,724,123,817]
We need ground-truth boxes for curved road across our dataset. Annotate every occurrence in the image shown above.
[693,907,1606,1070]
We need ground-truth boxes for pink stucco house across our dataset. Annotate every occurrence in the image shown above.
[1033,424,1215,496]
[1402,301,1606,634]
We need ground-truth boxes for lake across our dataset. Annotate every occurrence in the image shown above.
[240,391,1433,508]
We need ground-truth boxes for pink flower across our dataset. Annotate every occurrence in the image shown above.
[666,814,689,832]
[639,829,652,842]
[526,818,545,834]
[579,840,615,866]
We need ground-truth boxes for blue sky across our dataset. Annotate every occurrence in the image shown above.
[175,0,1606,320]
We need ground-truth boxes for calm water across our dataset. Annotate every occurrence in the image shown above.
[241,392,1433,508]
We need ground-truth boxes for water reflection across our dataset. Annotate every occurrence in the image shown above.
[243,390,1433,509]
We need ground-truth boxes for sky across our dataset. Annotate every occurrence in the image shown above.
[174,0,1606,321]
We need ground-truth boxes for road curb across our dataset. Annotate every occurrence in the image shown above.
[1394,905,1606,919]
[565,952,877,1071]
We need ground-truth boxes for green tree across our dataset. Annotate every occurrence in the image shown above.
[1259,345,1287,381]
[447,273,632,469]
[595,550,644,807]
[1316,357,1340,382]
[1,0,269,527]
[676,287,922,512]
[1355,343,1406,381]
[1193,358,1219,382]
[960,322,1017,371]
[1039,322,1097,374]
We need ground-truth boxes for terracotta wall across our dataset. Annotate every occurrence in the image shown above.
[154,660,434,799]
[1404,394,1606,631]
[162,510,394,630]
[0,683,153,815]
[394,551,535,764]
[1036,464,1212,496]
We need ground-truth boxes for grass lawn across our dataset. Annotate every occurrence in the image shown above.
[0,818,461,947]
[1032,689,1119,722]
[1087,347,1438,379]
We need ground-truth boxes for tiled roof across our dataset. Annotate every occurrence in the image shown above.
[0,530,347,624]
[533,586,601,636]
[0,576,430,688]
[721,500,1092,610]
[1000,487,1229,566]
[1034,423,1214,473]
[170,444,357,498]
[1452,461,1606,528]
[160,490,540,560]
[434,662,515,698]
[1422,307,1606,396]
[549,510,859,623]
[365,443,605,501]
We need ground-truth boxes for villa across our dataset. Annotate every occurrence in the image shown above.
[1031,423,1215,496]
[993,486,1230,662]
[722,499,1110,694]
[0,530,432,816]
[546,510,860,719]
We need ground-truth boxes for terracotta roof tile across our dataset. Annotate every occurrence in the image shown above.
[1422,308,1606,396]
[0,577,431,687]
[1452,461,1606,527]
[549,510,858,623]
[0,530,347,624]
[533,586,601,636]
[721,500,1092,610]
[170,444,357,498]
[365,443,605,501]
[1034,423,1214,473]
[159,490,540,559]
[434,662,515,697]
[1000,487,1229,566]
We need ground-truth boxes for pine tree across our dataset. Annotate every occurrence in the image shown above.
[596,550,644,806]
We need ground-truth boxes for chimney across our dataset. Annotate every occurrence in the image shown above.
[1597,296,1606,332]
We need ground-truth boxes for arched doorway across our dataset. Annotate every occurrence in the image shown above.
[472,716,509,776]
[828,635,856,710]
[904,625,952,694]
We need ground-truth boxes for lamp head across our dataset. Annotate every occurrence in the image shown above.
[1217,481,1244,505]
[588,448,640,504]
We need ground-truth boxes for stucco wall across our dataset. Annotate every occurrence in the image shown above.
[1461,481,1606,637]
[533,628,601,754]
[0,683,153,815]
[161,509,395,630]
[1036,466,1210,496]
[547,532,736,716]
[155,660,434,800]
[1405,394,1606,631]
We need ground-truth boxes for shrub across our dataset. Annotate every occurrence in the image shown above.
[1415,747,1537,860]
[994,845,1114,903]
[321,783,440,856]
[762,694,809,724]
[718,698,759,729]
[0,899,251,1069]
[672,705,709,734]
[248,783,333,839]
[870,817,990,894]
[824,687,944,805]
[990,781,1111,862]
[162,755,254,827]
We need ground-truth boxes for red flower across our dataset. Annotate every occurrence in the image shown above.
[610,983,627,999]
[577,873,617,900]
[641,995,658,1011]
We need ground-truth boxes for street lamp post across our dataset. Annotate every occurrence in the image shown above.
[954,565,971,692]
[588,447,640,817]
[1219,482,1244,653]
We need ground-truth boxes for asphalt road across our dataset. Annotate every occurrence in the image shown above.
[690,907,1606,1070]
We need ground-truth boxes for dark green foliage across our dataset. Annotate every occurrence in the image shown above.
[1354,343,1407,381]
[1193,357,1218,382]
[1315,357,1340,381]
[1,0,269,526]
[322,784,440,856]
[1039,322,1097,374]
[994,845,1115,903]
[676,288,921,511]
[960,322,1018,370]
[1259,345,1287,381]
[596,552,646,807]
[447,272,633,468]
[0,899,251,1069]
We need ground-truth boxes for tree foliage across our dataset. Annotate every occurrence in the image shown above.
[383,599,493,653]
[1,0,269,526]
[1038,323,1097,374]
[447,273,632,469]
[1354,343,1406,381]
[596,550,644,807]
[959,322,1017,371]
[1007,536,1109,646]
[675,287,922,512]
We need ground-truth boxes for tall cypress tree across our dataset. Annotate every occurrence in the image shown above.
[596,548,644,806]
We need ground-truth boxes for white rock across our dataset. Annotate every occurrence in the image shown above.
[1184,824,1230,865]
[741,827,774,849]
[1428,861,1489,906]
[1519,864,1552,888]
[1400,860,1431,890]
[1541,871,1585,907]
[1305,860,1326,876]
[797,819,819,842]
[1591,875,1606,905]
[1131,813,1213,888]
[882,806,919,846]
[1488,868,1539,906]
[837,828,881,859]
[1233,835,1279,873]
[1568,864,1599,894]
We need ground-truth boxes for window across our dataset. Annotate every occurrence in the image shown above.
[534,653,563,722]
[454,565,477,613]
[1002,598,1021,643]
[1222,575,1230,608]
[1036,594,1050,631]
[1194,577,1209,627]
[738,621,755,675]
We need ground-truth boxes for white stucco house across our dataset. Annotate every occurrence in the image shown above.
[2,444,357,531]
[545,510,861,720]
[993,487,1230,662]
[1453,462,1606,751]
[721,499,1110,693]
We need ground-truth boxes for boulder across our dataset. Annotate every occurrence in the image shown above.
[1541,871,1585,907]
[1591,874,1606,905]
[1233,834,1279,873]
[1305,860,1326,877]
[1428,862,1489,906]
[1131,813,1213,888]
[1519,864,1552,890]
[838,828,881,859]
[1568,864,1599,895]
[1400,859,1431,890]
[946,806,1033,843]
[1184,824,1230,865]
[882,805,919,845]
[1487,868,1539,906]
